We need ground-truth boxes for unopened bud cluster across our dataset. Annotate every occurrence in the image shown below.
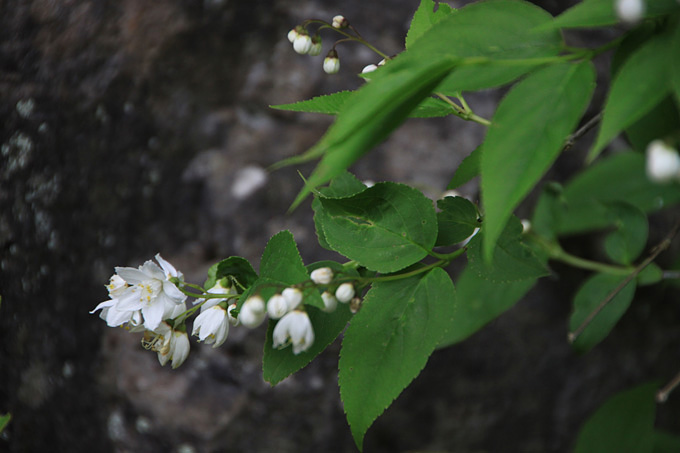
[93,256,362,366]
[287,15,353,74]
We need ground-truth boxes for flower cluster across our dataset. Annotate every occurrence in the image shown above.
[93,258,362,366]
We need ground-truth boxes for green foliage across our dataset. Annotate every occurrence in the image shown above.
[603,202,649,266]
[547,0,679,29]
[446,145,481,190]
[467,216,549,283]
[316,182,438,273]
[203,256,258,290]
[574,382,658,453]
[339,267,456,450]
[481,61,595,260]
[589,26,675,162]
[435,196,479,247]
[404,0,455,49]
[0,413,9,434]
[569,273,637,353]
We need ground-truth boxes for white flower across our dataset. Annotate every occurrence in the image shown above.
[272,310,315,355]
[310,267,334,285]
[195,280,236,312]
[293,34,313,54]
[107,254,187,331]
[320,291,337,313]
[332,15,347,29]
[227,303,240,326]
[91,298,143,329]
[192,305,229,347]
[145,322,190,369]
[335,283,355,303]
[267,294,289,319]
[646,140,680,183]
[615,0,645,24]
[238,295,266,328]
[282,287,303,310]
[323,56,340,74]
[287,28,299,43]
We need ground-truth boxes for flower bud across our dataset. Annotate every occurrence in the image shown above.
[227,303,239,326]
[308,36,322,56]
[362,64,378,74]
[267,294,289,319]
[321,291,338,313]
[615,0,645,24]
[239,295,266,328]
[335,283,355,303]
[293,33,313,54]
[349,297,362,314]
[282,287,303,310]
[440,189,461,199]
[323,50,340,74]
[646,140,680,183]
[521,219,531,234]
[332,15,348,29]
[311,267,334,285]
[287,28,299,43]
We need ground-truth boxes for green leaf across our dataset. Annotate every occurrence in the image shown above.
[546,0,679,30]
[557,152,680,235]
[447,145,481,190]
[589,29,674,162]
[263,304,353,385]
[603,202,649,265]
[339,267,456,450]
[395,0,563,94]
[0,413,10,434]
[653,430,680,453]
[438,266,536,348]
[626,96,680,152]
[569,273,637,353]
[435,196,479,246]
[405,0,456,49]
[574,382,657,453]
[672,19,680,103]
[259,230,309,286]
[203,256,258,290]
[286,58,458,209]
[272,91,454,118]
[481,61,595,260]
[530,182,564,240]
[317,182,438,273]
[637,263,663,286]
[467,216,550,282]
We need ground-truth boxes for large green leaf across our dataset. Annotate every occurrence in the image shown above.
[317,182,438,273]
[467,216,550,282]
[554,152,680,235]
[285,58,458,209]
[481,61,595,260]
[385,0,563,95]
[203,256,258,290]
[546,0,679,30]
[271,91,455,118]
[654,430,680,453]
[574,382,657,453]
[603,202,649,266]
[438,266,536,348]
[626,97,680,152]
[569,273,637,353]
[447,145,481,190]
[435,196,479,247]
[405,0,455,49]
[589,29,674,162]
[339,267,456,450]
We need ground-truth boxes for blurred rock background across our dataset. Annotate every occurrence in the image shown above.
[2,0,680,452]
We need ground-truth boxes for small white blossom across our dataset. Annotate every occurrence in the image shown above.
[311,267,334,285]
[195,280,236,312]
[320,291,337,313]
[287,28,299,43]
[267,294,289,319]
[273,310,315,355]
[349,297,362,314]
[335,283,355,303]
[293,34,313,54]
[192,305,229,347]
[332,15,348,29]
[145,322,190,369]
[239,295,266,328]
[227,303,239,326]
[615,0,645,24]
[646,140,680,183]
[440,189,461,199]
[521,219,532,234]
[323,56,340,74]
[282,287,303,310]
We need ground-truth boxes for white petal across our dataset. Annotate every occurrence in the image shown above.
[142,300,165,331]
[155,253,179,278]
[140,260,165,280]
[162,280,187,302]
[115,267,148,285]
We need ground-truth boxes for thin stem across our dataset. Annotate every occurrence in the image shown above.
[568,220,680,343]
[435,93,492,126]
[657,370,680,403]
[563,112,602,151]
[662,271,680,280]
